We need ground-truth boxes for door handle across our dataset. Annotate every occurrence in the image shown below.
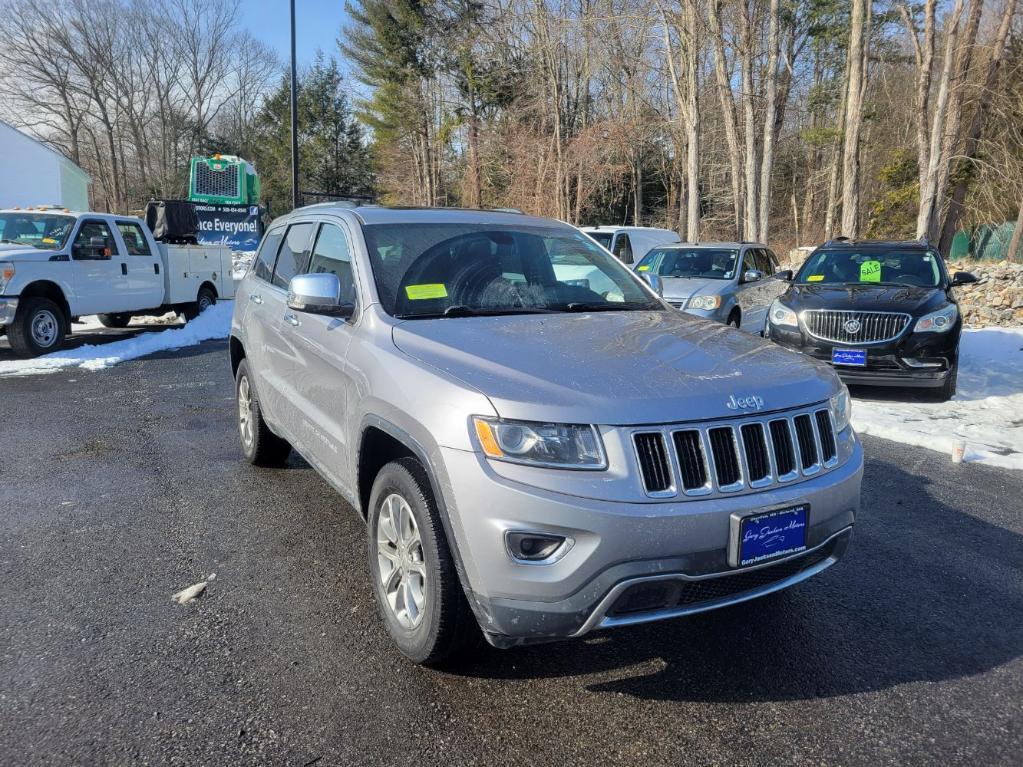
[249,293,263,305]
[121,263,128,275]
[283,312,301,327]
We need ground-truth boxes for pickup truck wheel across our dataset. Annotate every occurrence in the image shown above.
[368,458,480,666]
[7,297,67,358]
[235,359,291,466]
[182,287,216,321]
[97,313,132,329]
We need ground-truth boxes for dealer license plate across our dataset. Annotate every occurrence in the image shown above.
[734,505,809,567]
[832,348,867,366]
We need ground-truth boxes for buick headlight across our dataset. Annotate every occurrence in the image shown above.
[688,295,721,311]
[830,385,852,433]
[913,304,957,333]
[0,263,14,294]
[769,299,798,328]
[472,417,607,469]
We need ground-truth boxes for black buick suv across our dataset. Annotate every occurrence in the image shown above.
[764,239,977,401]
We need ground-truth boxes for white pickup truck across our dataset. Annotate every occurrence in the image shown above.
[0,207,234,356]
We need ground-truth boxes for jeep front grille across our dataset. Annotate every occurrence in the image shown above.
[802,309,911,344]
[633,405,839,498]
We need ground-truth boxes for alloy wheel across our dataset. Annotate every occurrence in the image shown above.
[376,493,427,629]
[237,375,254,449]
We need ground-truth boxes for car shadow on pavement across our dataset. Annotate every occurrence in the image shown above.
[451,459,1022,703]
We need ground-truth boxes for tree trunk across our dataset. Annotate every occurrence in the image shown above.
[684,0,700,240]
[900,0,936,199]
[740,6,759,240]
[938,0,1018,254]
[1008,199,1023,262]
[708,0,743,239]
[757,0,781,244]
[840,0,869,238]
[917,0,964,239]
[926,0,984,243]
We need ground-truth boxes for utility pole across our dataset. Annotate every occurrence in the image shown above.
[289,0,300,210]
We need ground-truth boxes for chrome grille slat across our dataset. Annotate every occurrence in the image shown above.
[633,405,839,498]
[802,309,911,345]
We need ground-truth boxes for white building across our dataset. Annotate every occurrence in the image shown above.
[0,120,90,210]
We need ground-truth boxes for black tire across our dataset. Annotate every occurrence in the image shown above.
[367,458,480,666]
[6,297,68,357]
[930,363,958,402]
[235,359,292,466]
[182,286,217,321]
[97,313,132,329]
[727,311,741,329]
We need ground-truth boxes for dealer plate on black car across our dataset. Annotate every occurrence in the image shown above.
[832,348,867,366]
[729,504,809,568]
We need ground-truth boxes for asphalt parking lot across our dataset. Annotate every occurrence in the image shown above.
[1,339,1021,766]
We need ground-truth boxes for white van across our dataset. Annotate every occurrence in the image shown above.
[580,226,681,268]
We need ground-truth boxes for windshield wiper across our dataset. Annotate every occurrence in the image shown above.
[563,301,659,313]
[396,305,557,320]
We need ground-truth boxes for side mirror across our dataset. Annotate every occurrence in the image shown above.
[950,271,977,287]
[743,269,764,283]
[287,273,354,318]
[775,269,793,281]
[89,236,106,248]
[640,272,664,296]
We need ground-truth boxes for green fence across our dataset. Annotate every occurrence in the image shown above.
[950,222,1017,261]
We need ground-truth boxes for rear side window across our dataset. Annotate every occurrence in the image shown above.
[613,234,633,264]
[252,228,284,283]
[272,223,314,289]
[116,222,152,256]
[754,248,774,276]
[307,223,357,306]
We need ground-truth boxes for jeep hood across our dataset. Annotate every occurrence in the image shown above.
[0,245,61,262]
[392,310,837,425]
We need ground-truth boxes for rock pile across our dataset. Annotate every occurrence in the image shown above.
[947,260,1023,327]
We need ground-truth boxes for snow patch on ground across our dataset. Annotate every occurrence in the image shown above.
[850,328,1023,470]
[0,302,232,377]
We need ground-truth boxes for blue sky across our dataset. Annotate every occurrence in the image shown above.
[241,0,351,67]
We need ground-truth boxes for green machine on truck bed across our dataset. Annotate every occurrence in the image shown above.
[188,154,260,205]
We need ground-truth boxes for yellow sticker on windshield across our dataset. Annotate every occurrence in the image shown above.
[637,265,650,271]
[807,275,824,282]
[860,260,881,282]
[405,283,448,300]
[42,237,57,244]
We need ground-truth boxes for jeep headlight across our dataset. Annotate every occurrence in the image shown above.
[472,417,607,469]
[769,299,798,328]
[830,385,852,433]
[688,295,721,311]
[913,304,957,333]
[0,263,14,294]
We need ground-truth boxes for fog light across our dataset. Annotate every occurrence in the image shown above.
[505,532,570,563]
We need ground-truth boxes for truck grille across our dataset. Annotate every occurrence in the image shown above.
[802,310,911,344]
[194,161,240,199]
[633,406,839,498]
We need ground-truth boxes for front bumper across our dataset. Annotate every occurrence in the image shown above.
[439,436,862,646]
[0,297,18,325]
[766,322,958,388]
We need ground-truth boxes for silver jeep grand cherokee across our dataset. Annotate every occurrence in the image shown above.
[230,205,862,665]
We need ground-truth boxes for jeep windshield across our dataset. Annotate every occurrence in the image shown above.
[0,212,75,250]
[796,249,942,288]
[636,247,738,279]
[362,223,662,319]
